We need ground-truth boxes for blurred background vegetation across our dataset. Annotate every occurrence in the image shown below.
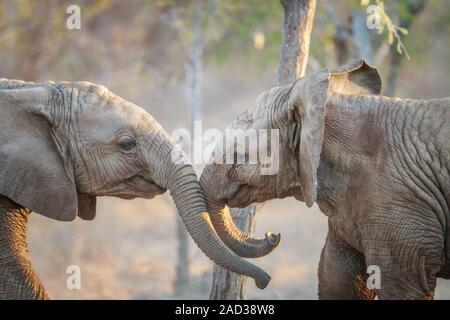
[0,0,449,299]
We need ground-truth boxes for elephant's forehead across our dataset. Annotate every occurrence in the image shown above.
[229,87,284,130]
[229,110,252,130]
[252,87,284,111]
[76,97,151,141]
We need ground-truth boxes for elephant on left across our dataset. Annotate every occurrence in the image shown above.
[0,79,271,299]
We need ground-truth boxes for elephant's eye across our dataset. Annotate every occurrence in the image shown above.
[118,138,136,152]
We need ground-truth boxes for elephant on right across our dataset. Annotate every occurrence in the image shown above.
[200,59,450,299]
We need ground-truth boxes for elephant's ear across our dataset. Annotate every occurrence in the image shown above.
[0,85,79,221]
[289,70,329,207]
[77,192,97,220]
[289,59,382,207]
[329,59,382,96]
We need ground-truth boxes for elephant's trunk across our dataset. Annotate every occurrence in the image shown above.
[153,137,271,289]
[200,168,280,258]
[208,204,280,258]
[0,196,48,299]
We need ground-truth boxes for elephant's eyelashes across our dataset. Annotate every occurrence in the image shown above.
[118,137,136,152]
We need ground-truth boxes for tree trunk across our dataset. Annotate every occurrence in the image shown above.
[327,0,352,66]
[174,0,205,295]
[351,10,374,64]
[209,0,316,300]
[277,0,316,85]
[209,205,258,299]
[385,45,402,97]
[333,21,352,65]
[329,7,374,66]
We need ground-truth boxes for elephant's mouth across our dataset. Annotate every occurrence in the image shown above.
[225,180,286,208]
[225,184,254,208]
[107,175,167,200]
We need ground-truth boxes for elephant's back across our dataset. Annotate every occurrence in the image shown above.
[0,79,38,90]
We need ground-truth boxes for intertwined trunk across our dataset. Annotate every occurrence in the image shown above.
[0,196,48,300]
[166,164,270,289]
[152,135,271,290]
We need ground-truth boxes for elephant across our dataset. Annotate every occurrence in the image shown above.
[0,78,272,299]
[200,59,450,299]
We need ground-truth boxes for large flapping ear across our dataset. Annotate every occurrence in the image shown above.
[0,84,80,221]
[289,59,382,207]
[329,59,382,96]
[289,70,329,207]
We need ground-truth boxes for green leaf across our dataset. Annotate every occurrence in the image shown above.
[397,26,409,35]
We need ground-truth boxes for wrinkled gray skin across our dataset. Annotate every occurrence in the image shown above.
[0,79,271,299]
[200,60,450,299]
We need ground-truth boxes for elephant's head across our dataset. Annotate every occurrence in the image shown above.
[200,60,382,253]
[0,79,271,289]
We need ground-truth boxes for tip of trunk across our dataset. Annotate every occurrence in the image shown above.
[255,272,271,289]
[208,206,281,259]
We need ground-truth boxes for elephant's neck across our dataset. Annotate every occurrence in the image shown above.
[0,195,48,299]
